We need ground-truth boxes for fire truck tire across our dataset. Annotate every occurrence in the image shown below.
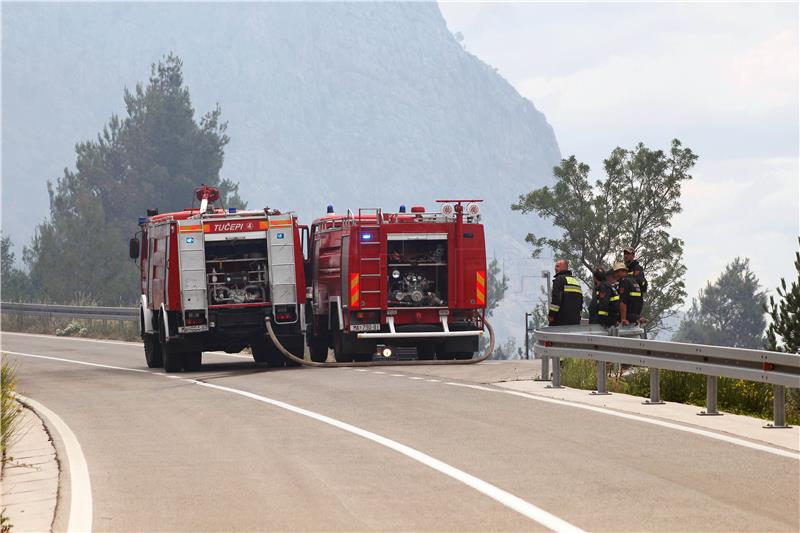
[332,333,354,363]
[281,337,305,367]
[308,337,329,363]
[250,337,272,364]
[144,334,163,368]
[184,351,202,371]
[162,345,183,373]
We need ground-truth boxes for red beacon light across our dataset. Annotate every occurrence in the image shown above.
[410,206,426,213]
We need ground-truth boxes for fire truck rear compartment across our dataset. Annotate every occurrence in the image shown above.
[387,239,448,307]
[204,239,269,305]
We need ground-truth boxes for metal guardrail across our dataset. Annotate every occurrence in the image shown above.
[0,302,137,322]
[534,325,800,428]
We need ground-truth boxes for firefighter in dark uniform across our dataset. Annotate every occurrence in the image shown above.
[589,268,619,327]
[548,259,583,326]
[623,247,647,295]
[612,261,643,325]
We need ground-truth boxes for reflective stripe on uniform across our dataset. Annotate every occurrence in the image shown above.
[564,287,582,293]
[598,311,608,316]
[565,276,580,285]
[630,292,641,297]
[549,304,560,312]
[610,295,620,301]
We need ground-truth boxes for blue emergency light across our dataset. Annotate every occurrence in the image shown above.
[228,208,237,213]
[185,237,195,244]
[276,233,285,239]
[361,233,373,241]
[138,216,147,225]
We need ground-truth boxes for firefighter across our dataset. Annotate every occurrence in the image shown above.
[590,268,619,327]
[623,247,647,295]
[548,259,583,326]
[588,268,605,324]
[612,261,643,325]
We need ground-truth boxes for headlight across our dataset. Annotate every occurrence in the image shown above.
[392,269,400,279]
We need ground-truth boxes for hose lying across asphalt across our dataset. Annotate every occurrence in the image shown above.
[265,317,495,367]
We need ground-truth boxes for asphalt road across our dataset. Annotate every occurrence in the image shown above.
[3,331,799,532]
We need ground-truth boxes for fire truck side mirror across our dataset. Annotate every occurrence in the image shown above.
[129,238,140,260]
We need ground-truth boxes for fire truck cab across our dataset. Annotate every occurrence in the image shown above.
[305,201,487,362]
[131,186,307,372]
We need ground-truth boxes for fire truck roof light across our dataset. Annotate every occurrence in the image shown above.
[327,204,334,214]
[399,205,407,213]
[228,208,236,213]
[410,206,425,213]
[361,233,372,241]
[138,216,147,225]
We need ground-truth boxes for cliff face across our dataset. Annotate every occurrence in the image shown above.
[3,2,560,340]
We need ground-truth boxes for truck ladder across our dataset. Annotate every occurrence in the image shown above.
[266,213,298,324]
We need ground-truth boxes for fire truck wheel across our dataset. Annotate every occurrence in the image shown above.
[162,345,183,373]
[184,351,202,371]
[250,337,272,364]
[308,337,329,363]
[332,333,354,363]
[281,337,305,367]
[144,334,163,368]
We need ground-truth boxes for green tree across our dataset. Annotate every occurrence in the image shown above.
[1,233,31,301]
[673,258,767,348]
[485,258,508,318]
[512,139,696,335]
[766,238,800,354]
[24,53,243,305]
[69,52,244,231]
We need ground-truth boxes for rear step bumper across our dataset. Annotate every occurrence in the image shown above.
[356,315,483,339]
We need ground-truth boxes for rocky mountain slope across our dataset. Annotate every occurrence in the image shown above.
[2,2,560,341]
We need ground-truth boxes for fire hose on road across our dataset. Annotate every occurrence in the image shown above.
[265,317,495,367]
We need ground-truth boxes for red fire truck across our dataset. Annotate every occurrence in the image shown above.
[305,201,487,362]
[130,186,307,372]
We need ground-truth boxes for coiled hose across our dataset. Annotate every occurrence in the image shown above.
[265,317,495,367]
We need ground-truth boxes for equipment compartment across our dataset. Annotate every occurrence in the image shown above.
[386,238,448,307]
[205,239,269,305]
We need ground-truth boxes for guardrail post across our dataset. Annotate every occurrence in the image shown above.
[538,355,550,382]
[764,385,791,429]
[698,376,722,416]
[592,360,610,395]
[643,368,664,405]
[548,356,562,389]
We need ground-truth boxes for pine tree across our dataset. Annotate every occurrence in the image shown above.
[766,238,800,353]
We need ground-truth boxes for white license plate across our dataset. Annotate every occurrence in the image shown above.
[350,323,381,332]
[179,325,209,333]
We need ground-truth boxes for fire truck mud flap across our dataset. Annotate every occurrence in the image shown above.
[265,317,495,367]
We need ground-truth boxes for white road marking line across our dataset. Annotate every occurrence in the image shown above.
[442,382,800,461]
[389,373,405,377]
[408,376,426,380]
[17,394,93,533]
[426,379,441,382]
[191,379,584,532]
[372,371,387,375]
[355,369,370,372]
[4,351,149,373]
[8,349,584,532]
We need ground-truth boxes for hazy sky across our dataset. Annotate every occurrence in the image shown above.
[439,1,799,303]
